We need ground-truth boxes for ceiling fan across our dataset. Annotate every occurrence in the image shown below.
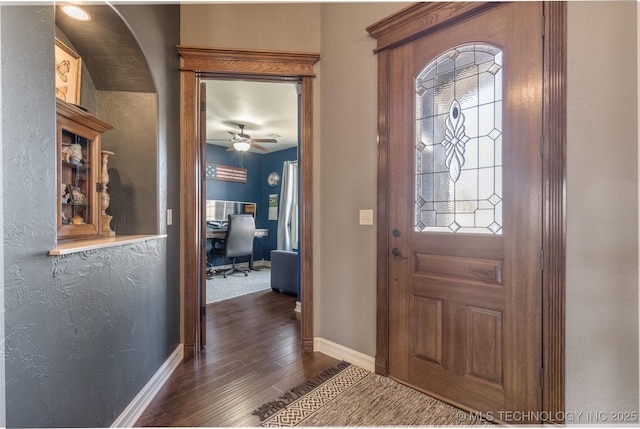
[215,123,277,153]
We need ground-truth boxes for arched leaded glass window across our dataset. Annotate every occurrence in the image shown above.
[415,43,503,234]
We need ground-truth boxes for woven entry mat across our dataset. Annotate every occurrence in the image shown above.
[253,361,491,427]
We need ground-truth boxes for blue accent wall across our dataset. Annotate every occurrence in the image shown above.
[260,147,299,257]
[206,145,298,264]
[205,144,262,204]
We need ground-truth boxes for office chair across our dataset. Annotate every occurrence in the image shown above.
[222,214,256,278]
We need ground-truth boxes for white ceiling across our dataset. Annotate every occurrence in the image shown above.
[205,79,299,154]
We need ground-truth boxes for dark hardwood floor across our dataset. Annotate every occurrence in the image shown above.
[135,290,340,427]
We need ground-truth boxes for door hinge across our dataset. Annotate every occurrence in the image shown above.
[540,249,545,271]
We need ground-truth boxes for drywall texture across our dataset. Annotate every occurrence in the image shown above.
[115,4,182,237]
[318,2,410,356]
[0,8,5,427]
[180,3,321,52]
[97,91,159,235]
[566,1,639,419]
[1,4,181,427]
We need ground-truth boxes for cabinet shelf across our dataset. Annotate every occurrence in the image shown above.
[61,161,89,170]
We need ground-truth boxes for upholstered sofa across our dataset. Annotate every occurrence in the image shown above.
[270,250,298,296]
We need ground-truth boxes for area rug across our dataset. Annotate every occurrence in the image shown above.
[253,362,490,427]
[206,267,271,304]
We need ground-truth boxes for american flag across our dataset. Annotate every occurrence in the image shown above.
[206,163,247,183]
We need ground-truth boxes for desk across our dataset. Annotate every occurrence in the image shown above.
[206,228,268,271]
[206,228,269,239]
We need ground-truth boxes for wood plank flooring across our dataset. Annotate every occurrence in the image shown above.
[135,290,340,427]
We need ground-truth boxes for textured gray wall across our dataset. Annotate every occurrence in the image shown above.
[0,7,5,427]
[115,4,182,237]
[98,91,159,235]
[2,4,180,427]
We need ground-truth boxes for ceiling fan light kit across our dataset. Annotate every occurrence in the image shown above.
[214,123,278,153]
[233,141,251,152]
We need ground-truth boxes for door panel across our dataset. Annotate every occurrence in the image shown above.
[387,2,543,418]
[414,253,503,284]
[413,296,443,365]
[465,306,503,385]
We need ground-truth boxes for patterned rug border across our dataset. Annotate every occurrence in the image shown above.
[253,361,352,422]
[256,363,372,427]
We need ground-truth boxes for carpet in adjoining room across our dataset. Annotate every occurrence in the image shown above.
[206,267,272,304]
[253,361,490,427]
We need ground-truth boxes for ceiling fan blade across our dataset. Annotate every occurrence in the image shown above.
[226,145,236,152]
[252,143,270,152]
[251,139,278,143]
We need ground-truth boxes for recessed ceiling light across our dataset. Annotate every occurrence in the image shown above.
[61,5,91,21]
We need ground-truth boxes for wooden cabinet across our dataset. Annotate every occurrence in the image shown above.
[56,99,113,240]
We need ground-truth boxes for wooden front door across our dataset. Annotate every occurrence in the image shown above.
[385,2,543,419]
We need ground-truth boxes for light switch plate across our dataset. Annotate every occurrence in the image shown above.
[359,209,374,226]
[167,209,173,226]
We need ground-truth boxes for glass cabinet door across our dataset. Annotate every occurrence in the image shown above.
[60,130,93,228]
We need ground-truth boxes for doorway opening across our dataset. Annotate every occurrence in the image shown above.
[178,46,320,360]
[202,78,299,308]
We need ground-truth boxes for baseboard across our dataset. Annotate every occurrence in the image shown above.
[111,344,183,428]
[313,337,375,372]
[254,259,271,268]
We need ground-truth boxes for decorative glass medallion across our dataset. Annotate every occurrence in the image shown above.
[442,100,469,182]
[415,43,503,234]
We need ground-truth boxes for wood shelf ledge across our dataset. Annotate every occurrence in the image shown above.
[49,234,167,256]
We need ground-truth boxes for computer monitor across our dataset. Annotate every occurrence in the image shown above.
[206,200,256,225]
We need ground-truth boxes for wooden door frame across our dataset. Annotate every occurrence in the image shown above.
[367,1,566,418]
[178,46,320,360]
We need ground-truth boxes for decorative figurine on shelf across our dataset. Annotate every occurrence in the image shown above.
[61,183,71,204]
[61,135,73,163]
[69,143,83,165]
[61,145,72,163]
[72,214,84,225]
[70,186,86,204]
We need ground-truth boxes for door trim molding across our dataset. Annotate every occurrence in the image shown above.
[178,46,320,359]
[366,2,499,53]
[367,1,566,417]
[541,2,566,418]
